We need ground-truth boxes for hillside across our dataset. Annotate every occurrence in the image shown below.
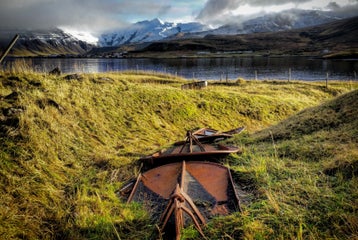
[0,29,93,57]
[0,70,357,239]
[124,16,358,58]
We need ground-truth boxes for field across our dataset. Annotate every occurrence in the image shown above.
[0,68,357,239]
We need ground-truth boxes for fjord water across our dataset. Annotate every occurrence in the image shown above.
[5,56,358,81]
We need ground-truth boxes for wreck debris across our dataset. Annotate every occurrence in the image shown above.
[140,130,241,169]
[128,161,241,240]
[126,127,244,239]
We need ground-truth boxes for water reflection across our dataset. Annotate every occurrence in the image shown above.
[3,56,357,81]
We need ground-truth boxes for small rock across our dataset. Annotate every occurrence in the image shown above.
[63,74,83,81]
[49,67,61,76]
[4,92,19,100]
[8,76,21,81]
[92,77,114,84]
[3,107,24,116]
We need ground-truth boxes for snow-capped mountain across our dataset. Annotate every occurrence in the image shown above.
[206,9,354,35]
[99,18,207,47]
[0,28,94,56]
[98,9,358,47]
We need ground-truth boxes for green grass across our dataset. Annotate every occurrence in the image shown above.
[0,69,357,239]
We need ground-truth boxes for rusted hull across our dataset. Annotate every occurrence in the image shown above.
[175,127,245,144]
[128,161,240,239]
[140,143,240,168]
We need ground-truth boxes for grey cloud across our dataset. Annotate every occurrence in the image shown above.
[197,0,358,26]
[326,2,341,10]
[197,0,311,24]
[330,2,358,16]
[158,5,172,17]
[0,0,171,33]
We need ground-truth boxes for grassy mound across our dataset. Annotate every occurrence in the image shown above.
[219,89,358,239]
[0,70,356,239]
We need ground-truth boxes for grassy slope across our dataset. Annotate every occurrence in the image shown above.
[0,70,357,239]
[210,89,358,239]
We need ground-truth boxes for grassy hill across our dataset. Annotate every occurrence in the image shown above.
[0,69,357,239]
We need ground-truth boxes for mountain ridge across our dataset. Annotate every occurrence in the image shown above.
[1,9,357,57]
[122,16,358,58]
[0,28,94,57]
[99,9,358,47]
[98,18,207,47]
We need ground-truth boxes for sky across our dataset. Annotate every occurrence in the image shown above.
[0,0,357,42]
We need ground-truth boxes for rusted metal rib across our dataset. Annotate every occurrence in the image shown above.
[160,184,206,240]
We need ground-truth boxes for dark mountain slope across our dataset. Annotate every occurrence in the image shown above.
[0,29,93,57]
[131,16,358,58]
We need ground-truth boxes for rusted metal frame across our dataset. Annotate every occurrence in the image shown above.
[180,205,206,239]
[180,161,186,188]
[160,198,176,230]
[179,161,206,224]
[160,172,207,239]
[189,131,193,153]
[174,198,182,240]
[226,166,242,212]
[127,174,142,203]
[179,131,206,154]
[179,132,189,153]
[190,131,206,152]
[0,34,19,64]
[179,188,206,225]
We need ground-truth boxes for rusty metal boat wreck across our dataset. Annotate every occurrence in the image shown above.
[126,127,244,239]
[140,129,242,168]
[128,161,241,239]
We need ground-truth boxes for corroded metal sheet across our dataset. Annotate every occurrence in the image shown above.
[128,161,240,239]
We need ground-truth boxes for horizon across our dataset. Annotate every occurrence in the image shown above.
[0,0,357,43]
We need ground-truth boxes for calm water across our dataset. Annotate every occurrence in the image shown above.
[3,57,358,81]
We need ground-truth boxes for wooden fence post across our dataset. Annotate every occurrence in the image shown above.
[0,34,19,64]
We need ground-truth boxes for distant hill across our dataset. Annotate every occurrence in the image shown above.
[99,9,357,48]
[1,9,357,57]
[127,16,358,58]
[200,9,350,36]
[0,28,94,57]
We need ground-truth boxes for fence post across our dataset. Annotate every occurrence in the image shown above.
[255,70,258,80]
[0,34,19,64]
[288,68,291,82]
[326,72,329,88]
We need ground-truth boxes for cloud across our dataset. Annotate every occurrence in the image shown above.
[196,0,313,25]
[0,0,172,34]
[326,2,341,10]
[196,0,358,26]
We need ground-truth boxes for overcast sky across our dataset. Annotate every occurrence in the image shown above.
[0,0,357,40]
